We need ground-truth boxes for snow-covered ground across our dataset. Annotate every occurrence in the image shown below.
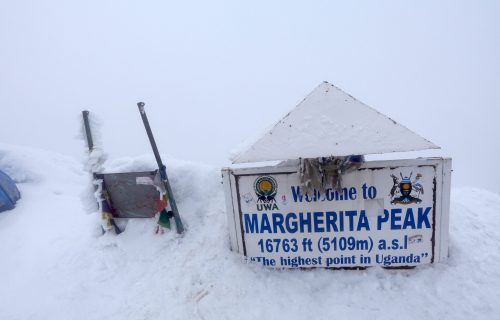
[1,143,499,320]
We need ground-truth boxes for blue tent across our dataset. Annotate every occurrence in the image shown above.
[0,170,21,212]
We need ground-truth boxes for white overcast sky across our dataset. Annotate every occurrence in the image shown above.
[1,1,499,191]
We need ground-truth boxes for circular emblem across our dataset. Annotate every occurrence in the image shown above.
[254,176,278,203]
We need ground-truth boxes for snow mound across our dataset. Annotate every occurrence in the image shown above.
[0,143,84,184]
[0,144,499,320]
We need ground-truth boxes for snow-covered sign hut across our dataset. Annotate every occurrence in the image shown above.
[223,82,452,269]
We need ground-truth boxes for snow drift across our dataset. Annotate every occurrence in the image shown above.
[0,142,499,320]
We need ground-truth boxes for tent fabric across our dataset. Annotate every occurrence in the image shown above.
[0,170,21,212]
[231,82,440,163]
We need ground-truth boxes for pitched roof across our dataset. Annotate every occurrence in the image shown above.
[231,82,439,163]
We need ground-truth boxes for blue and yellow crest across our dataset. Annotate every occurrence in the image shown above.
[389,172,424,205]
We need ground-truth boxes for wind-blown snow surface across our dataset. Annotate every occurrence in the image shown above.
[0,143,499,320]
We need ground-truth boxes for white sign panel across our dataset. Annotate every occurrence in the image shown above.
[222,158,451,268]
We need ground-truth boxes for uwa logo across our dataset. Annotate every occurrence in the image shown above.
[254,176,279,211]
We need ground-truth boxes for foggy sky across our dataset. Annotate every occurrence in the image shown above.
[1,0,499,192]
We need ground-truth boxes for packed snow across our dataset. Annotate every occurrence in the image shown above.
[0,142,499,320]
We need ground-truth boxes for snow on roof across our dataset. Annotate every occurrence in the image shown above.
[231,82,439,163]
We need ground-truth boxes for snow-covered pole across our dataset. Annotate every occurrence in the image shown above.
[81,110,121,234]
[137,102,184,234]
